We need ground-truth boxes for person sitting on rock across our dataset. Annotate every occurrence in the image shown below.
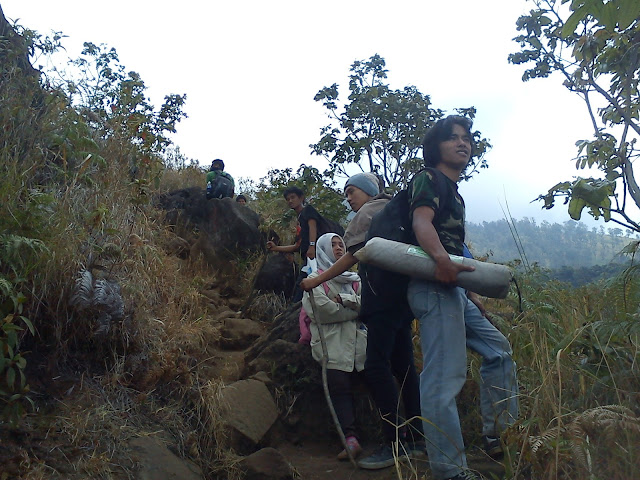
[206,159,235,199]
[301,232,366,462]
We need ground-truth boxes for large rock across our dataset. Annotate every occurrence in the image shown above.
[155,187,263,269]
[220,379,278,453]
[253,253,297,298]
[239,448,295,480]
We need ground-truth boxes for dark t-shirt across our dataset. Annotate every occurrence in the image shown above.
[409,169,465,256]
[297,204,322,259]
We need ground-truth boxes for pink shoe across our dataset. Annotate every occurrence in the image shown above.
[337,436,363,461]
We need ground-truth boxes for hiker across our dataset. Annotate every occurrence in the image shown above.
[235,194,247,205]
[266,187,322,302]
[206,159,235,199]
[301,172,425,470]
[408,115,518,480]
[301,233,366,461]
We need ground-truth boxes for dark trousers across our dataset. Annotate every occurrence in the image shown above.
[291,269,307,303]
[327,369,363,439]
[363,309,423,443]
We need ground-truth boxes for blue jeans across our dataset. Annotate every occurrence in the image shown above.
[408,280,518,480]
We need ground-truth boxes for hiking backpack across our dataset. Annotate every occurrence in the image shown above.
[361,168,450,305]
[206,172,234,199]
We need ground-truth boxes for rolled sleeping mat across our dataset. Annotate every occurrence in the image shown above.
[354,237,512,299]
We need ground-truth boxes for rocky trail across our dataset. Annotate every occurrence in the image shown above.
[1,193,506,480]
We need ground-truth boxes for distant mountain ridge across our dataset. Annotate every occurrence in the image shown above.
[466,218,635,269]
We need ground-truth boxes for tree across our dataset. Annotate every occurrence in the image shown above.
[250,164,349,240]
[311,54,490,191]
[509,0,640,232]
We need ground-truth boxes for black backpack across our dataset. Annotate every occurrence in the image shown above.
[206,173,234,199]
[361,168,449,312]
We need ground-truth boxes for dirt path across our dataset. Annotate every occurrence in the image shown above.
[278,441,505,480]
[278,441,430,480]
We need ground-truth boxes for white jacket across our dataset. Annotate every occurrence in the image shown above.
[302,272,367,372]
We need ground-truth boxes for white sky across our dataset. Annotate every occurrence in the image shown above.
[4,0,624,229]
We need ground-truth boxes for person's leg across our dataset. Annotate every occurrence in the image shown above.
[326,369,357,438]
[408,280,468,480]
[464,299,518,437]
[363,310,402,443]
[389,312,424,442]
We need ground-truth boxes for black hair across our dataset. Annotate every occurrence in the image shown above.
[422,116,473,168]
[282,186,305,199]
[211,158,225,171]
[236,194,247,202]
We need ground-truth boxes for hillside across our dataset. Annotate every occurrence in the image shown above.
[2,9,640,480]
[466,218,634,268]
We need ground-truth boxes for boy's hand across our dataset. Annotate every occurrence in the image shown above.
[266,240,276,251]
[307,245,316,259]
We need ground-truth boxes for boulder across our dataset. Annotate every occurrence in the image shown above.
[155,187,263,270]
[218,317,264,350]
[220,379,278,453]
[239,448,295,480]
[253,253,297,298]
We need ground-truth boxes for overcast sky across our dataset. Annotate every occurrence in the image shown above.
[4,0,620,229]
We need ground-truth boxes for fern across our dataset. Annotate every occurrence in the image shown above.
[0,233,47,275]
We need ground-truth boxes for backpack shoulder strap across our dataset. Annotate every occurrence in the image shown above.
[315,270,331,295]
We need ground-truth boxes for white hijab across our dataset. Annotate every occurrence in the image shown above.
[315,233,360,287]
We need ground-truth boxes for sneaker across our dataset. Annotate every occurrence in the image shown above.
[337,436,362,461]
[403,439,427,458]
[482,435,503,458]
[357,442,407,470]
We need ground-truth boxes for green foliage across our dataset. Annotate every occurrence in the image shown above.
[0,234,45,424]
[311,54,491,191]
[509,0,640,232]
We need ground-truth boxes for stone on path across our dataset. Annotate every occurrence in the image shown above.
[129,436,202,480]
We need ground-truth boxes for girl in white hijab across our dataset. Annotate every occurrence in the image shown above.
[302,233,367,461]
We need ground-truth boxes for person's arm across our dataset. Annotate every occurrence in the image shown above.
[306,218,317,259]
[412,206,474,284]
[300,252,358,291]
[266,239,300,253]
[337,291,361,313]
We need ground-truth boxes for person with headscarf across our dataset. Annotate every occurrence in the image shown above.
[301,232,366,461]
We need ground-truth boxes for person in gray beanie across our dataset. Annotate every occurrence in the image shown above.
[301,171,425,469]
[344,172,381,198]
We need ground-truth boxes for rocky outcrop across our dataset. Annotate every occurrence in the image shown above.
[155,187,262,266]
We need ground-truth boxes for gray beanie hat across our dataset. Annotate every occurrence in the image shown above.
[344,173,380,197]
